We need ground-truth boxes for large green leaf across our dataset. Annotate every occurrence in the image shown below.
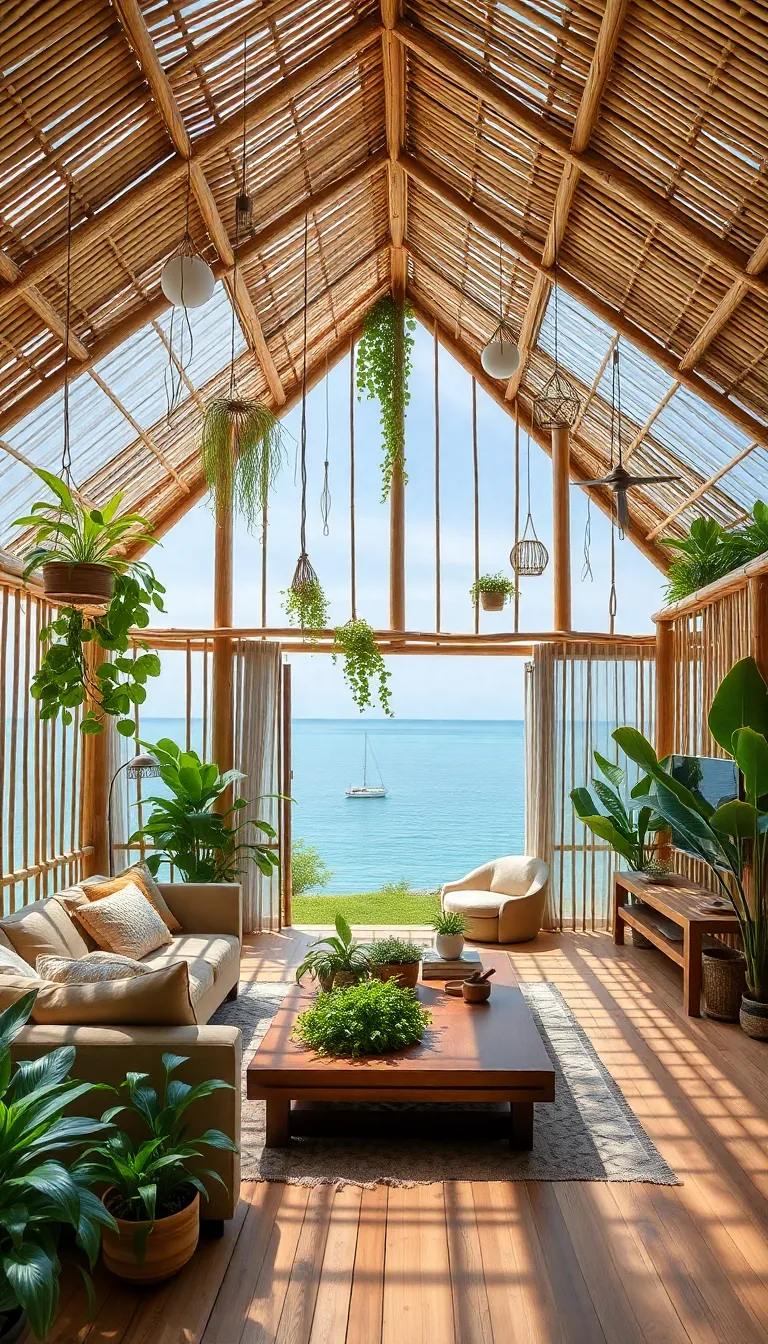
[651,781,735,871]
[592,751,624,791]
[708,656,768,753]
[576,814,638,867]
[613,727,714,818]
[591,778,631,832]
[0,992,38,1051]
[732,727,768,803]
[11,1162,80,1229]
[34,467,77,515]
[571,787,598,820]
[6,1048,76,1102]
[710,800,760,840]
[3,1242,59,1340]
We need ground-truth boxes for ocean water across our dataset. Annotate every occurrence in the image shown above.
[291,719,525,893]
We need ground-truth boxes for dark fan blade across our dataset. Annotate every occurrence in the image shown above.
[578,478,613,487]
[616,489,629,530]
[623,473,681,486]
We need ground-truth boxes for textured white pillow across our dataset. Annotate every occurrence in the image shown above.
[0,942,40,981]
[36,951,153,984]
[71,882,172,960]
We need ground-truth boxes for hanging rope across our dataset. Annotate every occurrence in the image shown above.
[61,183,74,486]
[609,497,618,634]
[581,495,593,582]
[320,354,331,535]
[349,343,357,619]
[289,213,321,603]
[434,321,441,632]
[513,401,520,632]
[164,160,195,421]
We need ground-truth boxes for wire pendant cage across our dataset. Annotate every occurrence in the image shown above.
[511,521,549,577]
[533,368,581,429]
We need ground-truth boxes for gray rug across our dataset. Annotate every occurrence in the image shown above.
[211,980,679,1186]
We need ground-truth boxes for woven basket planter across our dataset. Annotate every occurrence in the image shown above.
[740,995,768,1041]
[43,561,114,606]
[702,945,747,1022]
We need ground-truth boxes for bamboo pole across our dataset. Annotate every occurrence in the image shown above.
[80,642,110,877]
[750,574,768,683]
[552,424,572,632]
[281,662,293,927]
[655,619,675,759]
[211,429,235,799]
[389,293,406,630]
[472,377,480,636]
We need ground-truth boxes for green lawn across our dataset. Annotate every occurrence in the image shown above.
[292,891,441,926]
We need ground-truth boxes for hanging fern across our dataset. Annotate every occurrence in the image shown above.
[663,516,754,603]
[201,398,285,532]
[333,619,393,716]
[356,295,415,500]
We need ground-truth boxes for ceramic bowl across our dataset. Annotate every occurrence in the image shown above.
[461,980,491,1003]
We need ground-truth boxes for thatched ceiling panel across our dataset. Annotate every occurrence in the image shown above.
[406,0,597,135]
[0,0,171,262]
[695,291,768,422]
[0,304,64,408]
[594,0,768,255]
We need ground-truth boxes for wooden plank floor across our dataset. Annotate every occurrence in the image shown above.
[55,928,768,1343]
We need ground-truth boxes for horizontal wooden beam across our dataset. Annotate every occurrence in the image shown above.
[137,625,653,646]
[0,17,382,320]
[395,19,768,301]
[400,151,768,460]
[0,153,386,437]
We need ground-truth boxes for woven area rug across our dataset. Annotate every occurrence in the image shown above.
[211,980,679,1187]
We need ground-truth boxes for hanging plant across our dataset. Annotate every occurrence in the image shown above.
[663,514,759,603]
[283,556,329,637]
[201,399,284,531]
[470,573,517,612]
[356,295,415,500]
[333,619,393,716]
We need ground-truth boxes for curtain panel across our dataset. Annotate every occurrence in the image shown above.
[234,640,282,933]
[525,641,655,931]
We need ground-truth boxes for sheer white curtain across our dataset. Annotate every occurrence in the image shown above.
[233,640,282,933]
[525,640,655,931]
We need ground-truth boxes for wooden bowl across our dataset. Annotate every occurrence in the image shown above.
[461,980,491,1003]
[444,979,466,997]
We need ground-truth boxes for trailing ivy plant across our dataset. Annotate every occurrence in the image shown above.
[333,619,393,716]
[664,505,768,603]
[356,295,416,500]
[31,573,164,736]
[283,576,329,638]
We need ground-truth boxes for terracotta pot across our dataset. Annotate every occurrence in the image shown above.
[372,961,420,988]
[479,590,505,611]
[739,994,768,1041]
[101,1188,200,1284]
[436,932,464,960]
[0,1309,26,1344]
[43,561,114,606]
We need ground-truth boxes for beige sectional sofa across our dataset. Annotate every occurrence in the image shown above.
[0,879,243,1225]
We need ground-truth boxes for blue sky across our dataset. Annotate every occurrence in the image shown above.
[144,319,665,718]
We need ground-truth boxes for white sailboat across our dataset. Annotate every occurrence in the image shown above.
[345,734,388,798]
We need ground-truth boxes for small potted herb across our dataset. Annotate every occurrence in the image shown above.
[295,914,371,991]
[369,937,423,989]
[82,1055,237,1284]
[433,910,466,960]
[470,573,517,612]
[293,977,431,1056]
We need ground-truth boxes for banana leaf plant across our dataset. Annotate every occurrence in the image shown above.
[612,656,768,1004]
[570,750,664,870]
[0,990,117,1340]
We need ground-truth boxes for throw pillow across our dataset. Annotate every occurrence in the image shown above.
[36,951,153,984]
[71,883,172,960]
[0,962,195,1025]
[0,935,40,981]
[82,864,182,932]
[0,897,90,966]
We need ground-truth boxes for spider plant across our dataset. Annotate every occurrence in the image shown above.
[13,468,157,579]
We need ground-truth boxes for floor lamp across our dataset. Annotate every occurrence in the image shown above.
[107,751,161,877]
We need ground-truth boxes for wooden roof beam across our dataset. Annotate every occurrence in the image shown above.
[399,151,768,456]
[505,0,628,400]
[0,15,382,319]
[647,439,759,540]
[0,438,96,510]
[624,379,680,464]
[0,153,386,437]
[0,250,88,361]
[382,1,407,299]
[86,369,189,491]
[410,292,669,574]
[112,0,286,407]
[394,19,768,303]
[678,231,768,374]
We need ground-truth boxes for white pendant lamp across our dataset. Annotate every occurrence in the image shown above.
[161,247,215,309]
[481,241,519,379]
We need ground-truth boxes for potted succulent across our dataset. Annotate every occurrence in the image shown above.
[433,910,466,960]
[0,990,117,1342]
[369,937,423,989]
[129,738,279,882]
[295,914,371,991]
[14,468,158,605]
[293,977,431,1057]
[81,1054,237,1284]
[470,573,517,612]
[612,656,768,1039]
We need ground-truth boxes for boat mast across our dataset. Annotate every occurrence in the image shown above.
[363,734,368,788]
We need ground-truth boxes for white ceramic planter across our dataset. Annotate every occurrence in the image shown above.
[436,932,464,960]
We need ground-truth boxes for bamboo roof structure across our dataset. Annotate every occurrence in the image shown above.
[2,0,768,567]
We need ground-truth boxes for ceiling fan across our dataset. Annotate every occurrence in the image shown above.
[578,347,682,532]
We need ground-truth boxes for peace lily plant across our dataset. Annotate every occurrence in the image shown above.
[612,656,768,1032]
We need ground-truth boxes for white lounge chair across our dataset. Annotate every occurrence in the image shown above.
[441,856,549,944]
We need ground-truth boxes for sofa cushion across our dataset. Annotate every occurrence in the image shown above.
[82,865,181,932]
[0,961,195,1025]
[36,951,153,984]
[0,897,90,966]
[141,934,239,1004]
[443,891,502,920]
[72,884,172,960]
[0,931,40,980]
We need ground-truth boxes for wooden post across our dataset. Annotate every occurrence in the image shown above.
[551,423,571,632]
[80,641,109,877]
[389,293,406,629]
[750,574,768,681]
[281,662,293,927]
[212,437,234,802]
[655,619,675,760]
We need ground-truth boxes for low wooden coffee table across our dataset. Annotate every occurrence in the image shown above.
[246,981,555,1149]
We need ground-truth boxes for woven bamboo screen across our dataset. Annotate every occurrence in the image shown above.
[0,579,86,913]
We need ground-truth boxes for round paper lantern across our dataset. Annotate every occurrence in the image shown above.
[160,252,215,309]
[481,323,520,379]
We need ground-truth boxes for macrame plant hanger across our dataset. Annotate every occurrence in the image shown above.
[289,214,322,607]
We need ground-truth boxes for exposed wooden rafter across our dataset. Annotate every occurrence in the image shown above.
[0,250,88,361]
[506,0,628,400]
[112,0,285,406]
[647,438,759,540]
[382,0,407,299]
[86,369,189,491]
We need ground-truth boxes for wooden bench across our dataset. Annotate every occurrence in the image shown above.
[613,871,740,1016]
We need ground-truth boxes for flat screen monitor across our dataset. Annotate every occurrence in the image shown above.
[667,755,739,813]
